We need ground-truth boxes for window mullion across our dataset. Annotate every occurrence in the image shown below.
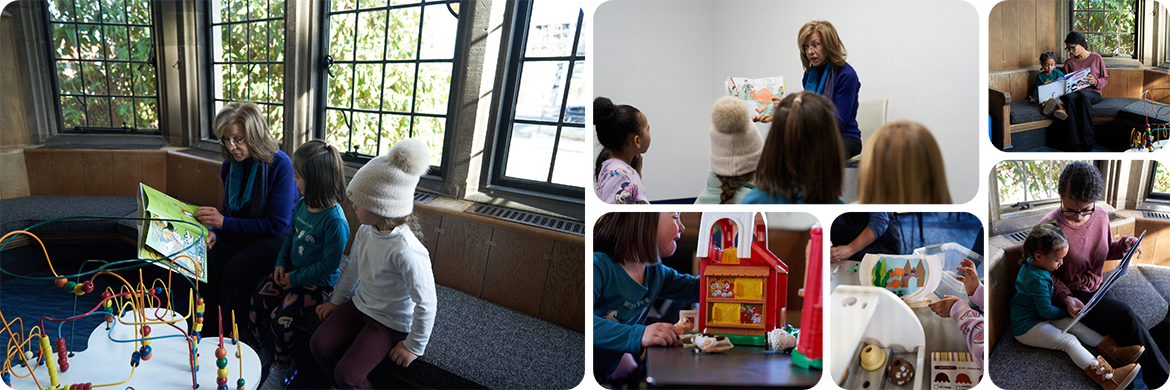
[375,7,392,156]
[544,9,584,184]
[409,5,427,139]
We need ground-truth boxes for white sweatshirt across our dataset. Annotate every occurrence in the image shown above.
[331,224,437,356]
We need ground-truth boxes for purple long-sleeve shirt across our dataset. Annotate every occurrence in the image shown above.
[949,283,985,366]
[1063,52,1109,94]
[1040,208,1130,302]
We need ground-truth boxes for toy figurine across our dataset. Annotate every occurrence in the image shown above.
[681,333,734,353]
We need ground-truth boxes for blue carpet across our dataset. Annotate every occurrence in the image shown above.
[895,212,983,255]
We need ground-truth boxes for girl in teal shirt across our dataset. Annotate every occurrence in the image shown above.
[1010,223,1141,389]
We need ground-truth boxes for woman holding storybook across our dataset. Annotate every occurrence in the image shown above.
[1058,31,1110,152]
[190,102,298,337]
[757,20,861,158]
[1040,161,1168,388]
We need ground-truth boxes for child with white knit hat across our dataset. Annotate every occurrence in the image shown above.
[695,96,764,204]
[309,138,437,389]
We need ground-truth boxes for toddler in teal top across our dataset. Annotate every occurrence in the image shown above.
[1009,223,1142,389]
[593,212,699,385]
[1030,52,1068,120]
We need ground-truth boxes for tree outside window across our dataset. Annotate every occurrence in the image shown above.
[47,0,159,133]
[208,0,287,143]
[996,160,1093,211]
[1071,0,1136,57]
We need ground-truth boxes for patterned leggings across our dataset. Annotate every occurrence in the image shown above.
[247,274,332,363]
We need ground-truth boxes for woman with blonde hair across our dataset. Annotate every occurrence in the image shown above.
[758,21,862,158]
[857,120,952,204]
[191,101,298,336]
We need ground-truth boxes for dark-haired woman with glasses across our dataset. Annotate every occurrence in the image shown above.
[1040,161,1168,388]
[190,101,298,337]
[1058,31,1110,152]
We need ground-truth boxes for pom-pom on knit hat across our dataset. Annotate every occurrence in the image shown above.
[710,96,764,177]
[347,138,431,218]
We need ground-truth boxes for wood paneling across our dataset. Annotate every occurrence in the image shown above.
[432,217,492,297]
[480,228,554,317]
[140,152,166,193]
[989,4,1002,70]
[25,150,167,197]
[539,240,585,333]
[51,152,85,196]
[110,153,144,196]
[0,149,30,199]
[1133,219,1170,267]
[1102,69,1144,98]
[415,209,442,264]
[1144,71,1170,103]
[990,0,1062,71]
[80,153,114,196]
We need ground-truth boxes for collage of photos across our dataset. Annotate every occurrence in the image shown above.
[589,1,1170,390]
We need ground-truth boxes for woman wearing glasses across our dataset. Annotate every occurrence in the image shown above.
[1058,31,1110,152]
[1040,161,1168,388]
[191,102,298,337]
[755,20,862,158]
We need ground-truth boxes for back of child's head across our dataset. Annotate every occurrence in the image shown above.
[857,120,952,204]
[594,97,644,175]
[797,20,847,70]
[754,91,844,203]
[348,138,430,234]
[594,212,660,265]
[1021,222,1068,264]
[293,140,346,209]
[710,96,763,203]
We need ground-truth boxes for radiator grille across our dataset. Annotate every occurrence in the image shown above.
[413,191,437,204]
[1007,230,1028,245]
[1144,211,1170,220]
[466,204,584,236]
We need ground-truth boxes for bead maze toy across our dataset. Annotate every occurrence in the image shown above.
[1127,88,1170,152]
[695,212,789,347]
[1,219,261,389]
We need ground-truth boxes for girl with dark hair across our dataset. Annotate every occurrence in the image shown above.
[1009,222,1142,390]
[1040,161,1168,388]
[1059,31,1110,152]
[593,212,698,384]
[742,91,845,204]
[1030,52,1067,120]
[594,97,652,204]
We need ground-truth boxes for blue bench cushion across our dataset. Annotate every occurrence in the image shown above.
[1117,100,1170,125]
[0,196,138,236]
[1008,97,1137,125]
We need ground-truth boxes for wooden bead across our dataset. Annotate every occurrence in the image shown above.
[215,348,227,359]
[217,367,228,378]
[82,281,94,293]
[54,278,67,287]
[64,281,77,291]
[73,284,85,295]
[217,377,228,386]
[141,325,151,337]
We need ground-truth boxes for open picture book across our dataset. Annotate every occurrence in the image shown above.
[726,76,784,117]
[1037,67,1092,101]
[137,183,209,283]
[1061,230,1146,333]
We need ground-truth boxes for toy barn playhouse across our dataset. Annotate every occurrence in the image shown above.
[695,212,790,347]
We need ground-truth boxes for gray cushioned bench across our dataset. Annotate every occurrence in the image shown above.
[989,264,1170,389]
[1007,97,1138,125]
[295,283,585,389]
[0,196,138,237]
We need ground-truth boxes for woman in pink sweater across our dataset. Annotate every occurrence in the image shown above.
[1058,31,1109,152]
[1039,162,1167,388]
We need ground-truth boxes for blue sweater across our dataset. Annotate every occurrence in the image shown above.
[802,63,861,140]
[274,199,349,288]
[215,150,298,237]
[593,252,699,383]
[1010,260,1066,336]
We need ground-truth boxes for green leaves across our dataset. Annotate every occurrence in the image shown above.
[1154,163,1170,193]
[1072,0,1135,55]
[996,160,1092,208]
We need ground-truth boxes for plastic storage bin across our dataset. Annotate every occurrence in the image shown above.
[913,242,983,301]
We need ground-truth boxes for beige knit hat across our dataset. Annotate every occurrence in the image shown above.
[347,138,431,218]
[710,96,763,177]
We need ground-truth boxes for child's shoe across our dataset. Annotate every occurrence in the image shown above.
[1084,355,1140,390]
[259,360,296,390]
[1054,104,1068,120]
[1097,335,1144,366]
[1042,98,1061,115]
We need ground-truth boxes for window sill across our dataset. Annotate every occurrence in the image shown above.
[991,202,1119,236]
[39,134,169,150]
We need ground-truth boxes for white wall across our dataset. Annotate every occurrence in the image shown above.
[594,0,981,203]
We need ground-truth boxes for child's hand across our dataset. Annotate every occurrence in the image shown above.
[1064,296,1085,317]
[1028,96,1038,103]
[955,258,980,297]
[194,207,224,229]
[928,295,962,318]
[829,245,856,262]
[641,322,682,348]
[274,267,291,290]
[316,302,338,320]
[389,341,419,367]
[205,231,217,250]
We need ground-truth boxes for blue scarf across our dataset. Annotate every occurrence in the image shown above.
[804,64,838,99]
[226,159,259,212]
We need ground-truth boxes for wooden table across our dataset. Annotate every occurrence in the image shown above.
[644,345,823,388]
